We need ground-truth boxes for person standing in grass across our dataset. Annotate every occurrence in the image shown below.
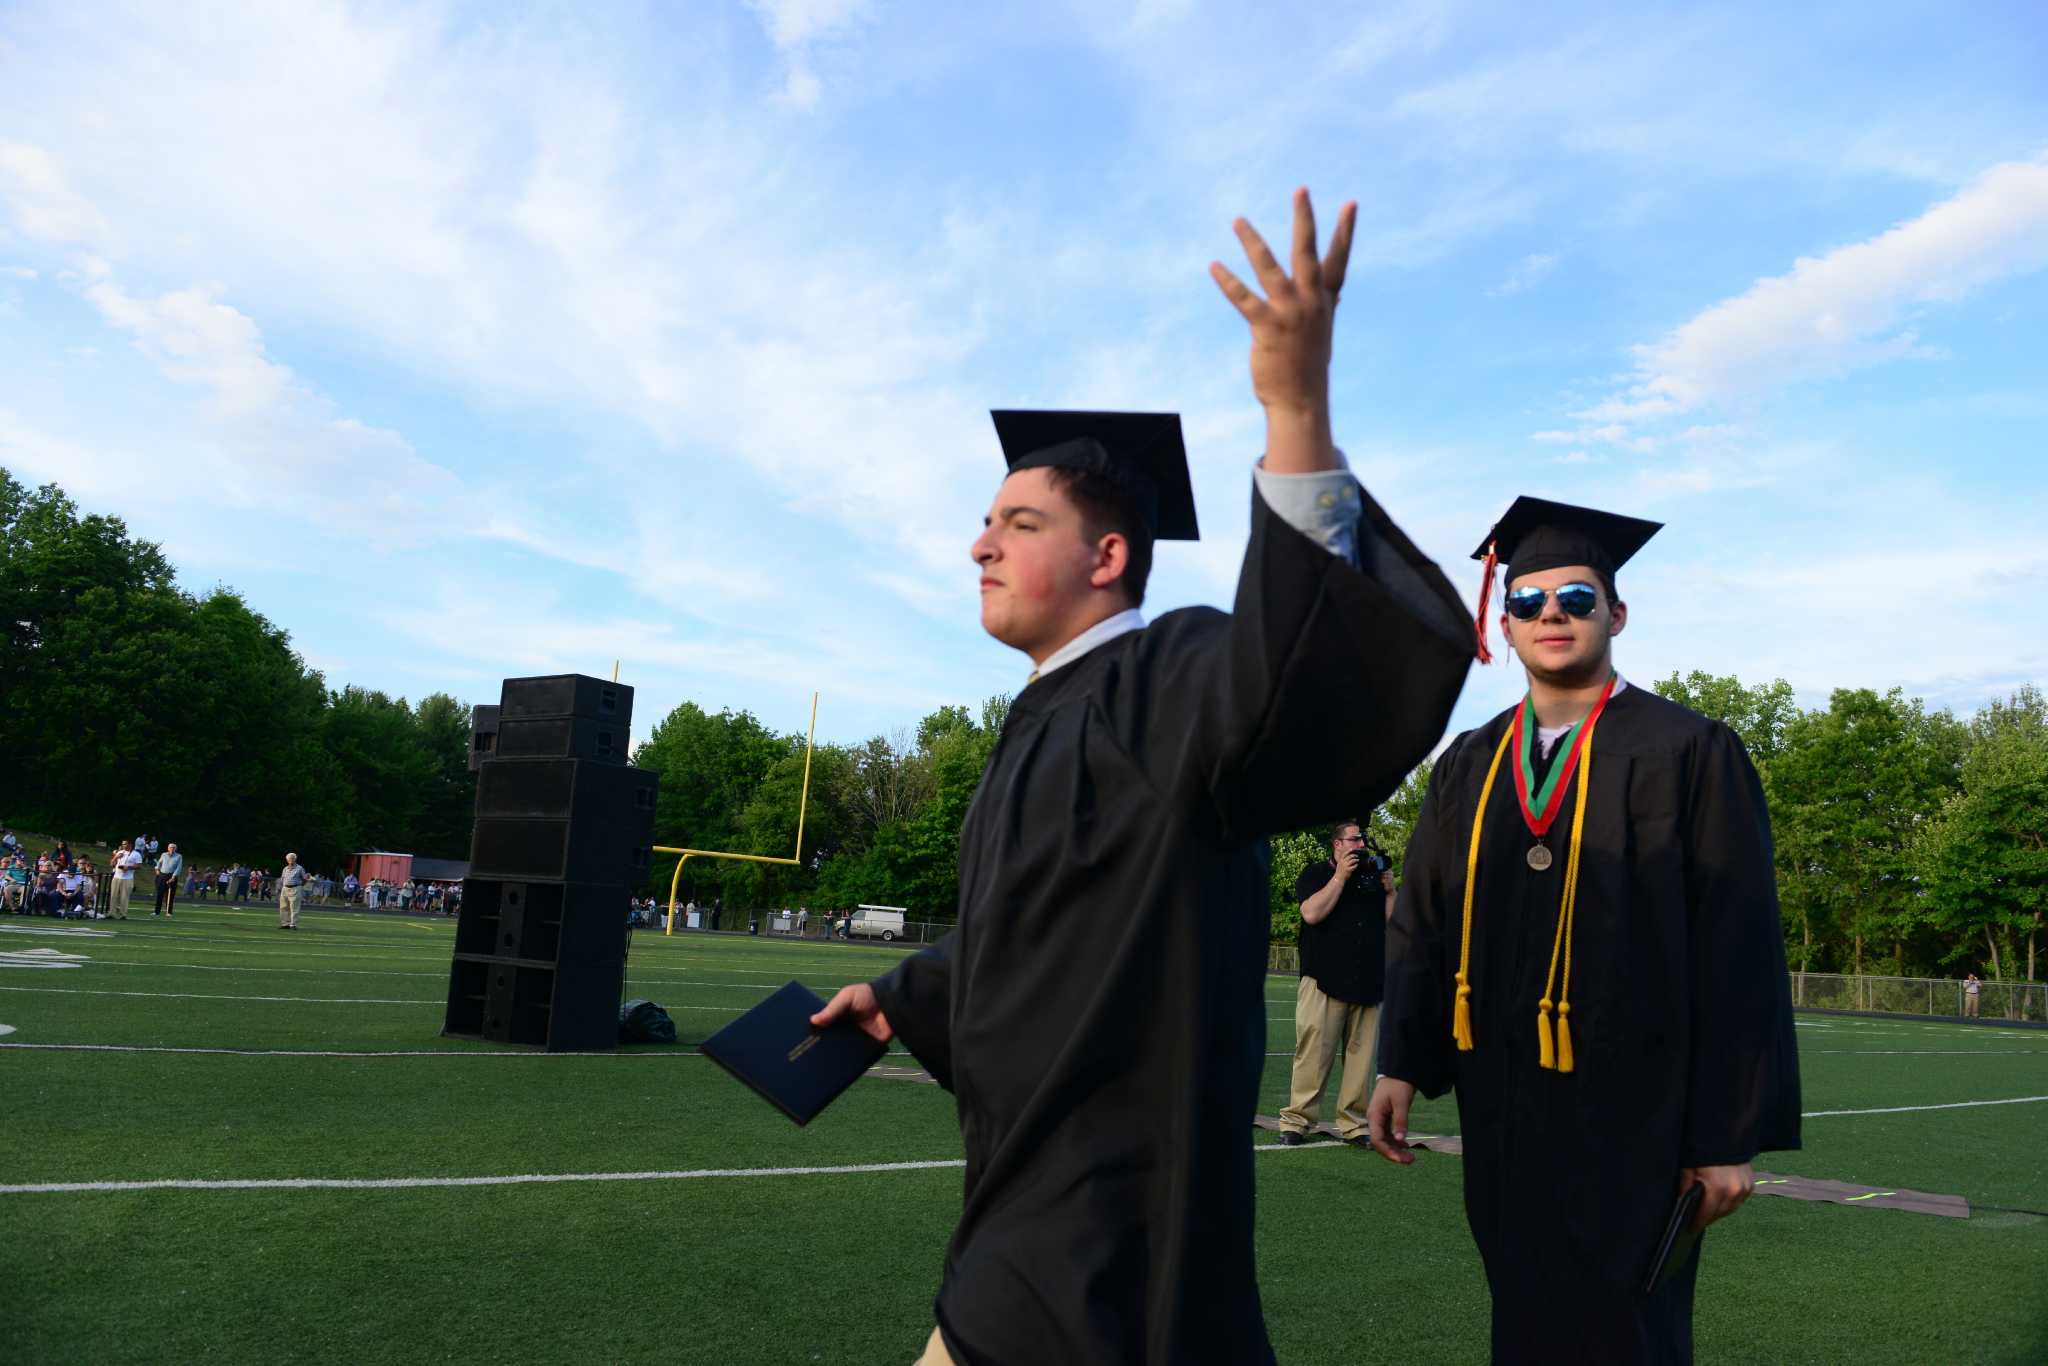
[277,852,308,930]
[812,190,1474,1366]
[108,840,142,920]
[1369,496,1801,1365]
[1964,973,1982,1018]
[152,842,183,917]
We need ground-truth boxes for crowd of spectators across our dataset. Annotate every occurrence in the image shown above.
[4,827,558,931]
[338,875,461,914]
[1,829,103,918]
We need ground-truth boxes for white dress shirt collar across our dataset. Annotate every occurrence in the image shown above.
[1029,607,1147,684]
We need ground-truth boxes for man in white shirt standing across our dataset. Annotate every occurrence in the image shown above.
[278,852,309,930]
[153,843,183,917]
[109,840,143,920]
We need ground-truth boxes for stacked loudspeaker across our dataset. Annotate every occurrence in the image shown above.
[443,674,658,1051]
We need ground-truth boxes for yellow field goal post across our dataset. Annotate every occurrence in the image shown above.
[657,691,819,935]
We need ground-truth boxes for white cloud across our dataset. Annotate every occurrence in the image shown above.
[73,270,463,538]
[1491,252,1559,296]
[2,265,37,280]
[1530,423,1656,454]
[744,0,870,108]
[1579,152,2048,422]
[0,141,112,247]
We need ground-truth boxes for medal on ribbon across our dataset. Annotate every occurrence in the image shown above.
[1510,674,1617,871]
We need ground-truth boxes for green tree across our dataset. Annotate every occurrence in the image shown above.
[322,687,435,854]
[1267,829,1326,946]
[1769,688,1967,978]
[410,692,480,859]
[1914,686,2048,986]
[1652,671,1799,765]
[635,702,788,904]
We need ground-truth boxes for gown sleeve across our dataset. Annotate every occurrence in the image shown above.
[870,931,958,1093]
[1378,744,1461,1098]
[1160,479,1473,838]
[1679,723,1802,1164]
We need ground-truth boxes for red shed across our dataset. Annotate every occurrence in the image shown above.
[348,851,413,883]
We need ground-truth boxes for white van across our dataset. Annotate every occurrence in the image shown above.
[848,905,909,942]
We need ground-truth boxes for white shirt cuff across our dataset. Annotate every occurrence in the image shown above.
[1253,455,1361,562]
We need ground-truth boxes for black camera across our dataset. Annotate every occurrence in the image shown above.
[1350,840,1393,892]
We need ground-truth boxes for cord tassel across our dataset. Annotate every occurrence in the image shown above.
[1555,1002,1575,1073]
[1454,974,1475,1051]
[1536,1000,1555,1070]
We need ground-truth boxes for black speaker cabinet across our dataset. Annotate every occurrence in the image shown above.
[499,674,633,725]
[495,715,629,764]
[469,760,656,882]
[468,705,501,773]
[443,950,626,1052]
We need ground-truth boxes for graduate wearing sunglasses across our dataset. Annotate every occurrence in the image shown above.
[1367,496,1802,1365]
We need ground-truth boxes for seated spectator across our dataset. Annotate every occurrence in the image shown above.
[0,828,17,856]
[2,855,27,911]
[31,861,61,915]
[58,867,89,918]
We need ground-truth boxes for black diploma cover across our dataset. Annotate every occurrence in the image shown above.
[1642,1182,1706,1296]
[699,980,887,1126]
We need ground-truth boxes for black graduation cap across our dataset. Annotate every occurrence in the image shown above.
[1469,496,1662,664]
[990,409,1200,541]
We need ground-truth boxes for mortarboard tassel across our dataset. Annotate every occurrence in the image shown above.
[1474,542,1499,665]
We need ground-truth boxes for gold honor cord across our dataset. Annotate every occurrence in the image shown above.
[1453,726,1516,1052]
[1453,709,1603,1073]
[1536,705,1602,1073]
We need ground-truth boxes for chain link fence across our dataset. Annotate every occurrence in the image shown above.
[1790,971,2046,1023]
[1259,948,2044,1022]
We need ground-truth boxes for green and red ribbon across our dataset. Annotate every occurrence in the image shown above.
[1511,674,1617,837]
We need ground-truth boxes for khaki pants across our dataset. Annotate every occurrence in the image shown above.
[1279,976,1379,1140]
[109,878,134,918]
[279,884,303,927]
[914,1327,956,1366]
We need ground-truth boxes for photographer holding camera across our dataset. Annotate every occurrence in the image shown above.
[1277,817,1396,1145]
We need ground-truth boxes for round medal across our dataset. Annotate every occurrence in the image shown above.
[1526,844,1554,872]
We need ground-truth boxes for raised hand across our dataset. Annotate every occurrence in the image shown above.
[1209,187,1358,473]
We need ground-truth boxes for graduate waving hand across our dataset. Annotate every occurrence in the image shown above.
[1210,187,1357,475]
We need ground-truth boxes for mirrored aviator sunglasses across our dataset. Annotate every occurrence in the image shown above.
[1504,582,1601,621]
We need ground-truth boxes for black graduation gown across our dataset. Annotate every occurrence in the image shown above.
[872,481,1473,1365]
[1381,686,1802,1365]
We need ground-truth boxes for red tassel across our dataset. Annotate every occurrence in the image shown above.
[1474,543,1498,665]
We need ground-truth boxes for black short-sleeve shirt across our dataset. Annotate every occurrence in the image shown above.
[1294,860,1387,1006]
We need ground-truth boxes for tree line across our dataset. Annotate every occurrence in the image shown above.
[8,467,2038,982]
[0,470,475,867]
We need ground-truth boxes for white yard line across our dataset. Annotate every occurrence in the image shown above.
[0,1042,707,1058]
[0,984,758,1010]
[1810,1056,2048,1064]
[0,986,438,1005]
[1803,1095,2048,1118]
[86,959,844,993]
[1,1138,1354,1196]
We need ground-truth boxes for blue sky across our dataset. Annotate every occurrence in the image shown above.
[2,0,2044,751]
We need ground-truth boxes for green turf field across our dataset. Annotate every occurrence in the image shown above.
[4,906,2044,1364]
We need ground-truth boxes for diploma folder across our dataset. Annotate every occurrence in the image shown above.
[699,980,887,1126]
[1642,1182,1706,1296]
